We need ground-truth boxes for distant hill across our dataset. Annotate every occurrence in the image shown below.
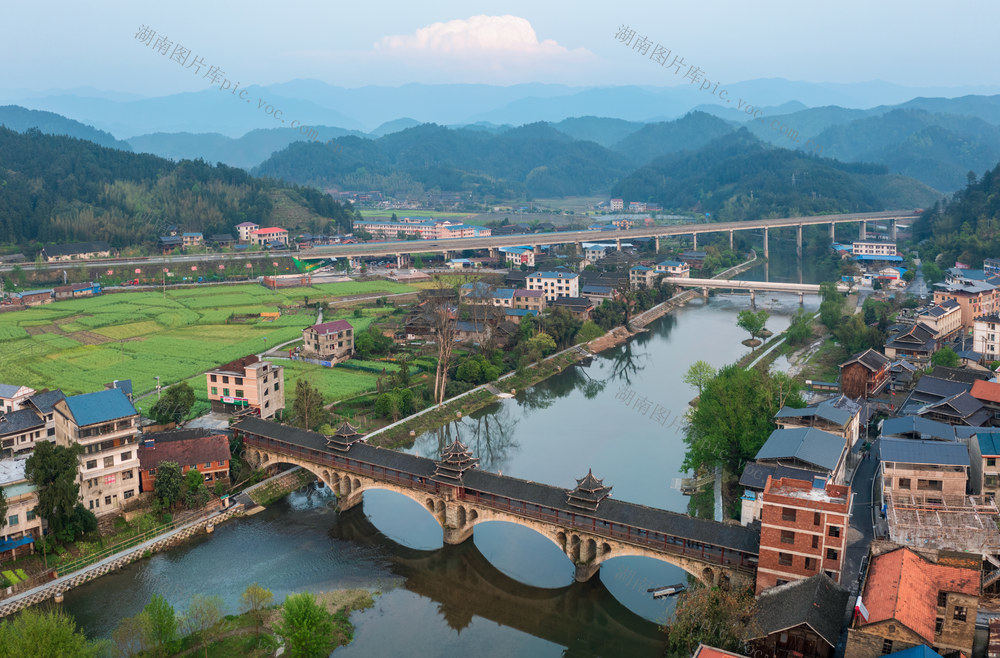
[0,126,355,251]
[548,116,644,147]
[610,111,735,165]
[369,118,423,137]
[0,105,131,150]
[610,129,941,220]
[253,122,634,199]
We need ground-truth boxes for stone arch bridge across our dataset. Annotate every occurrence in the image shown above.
[235,417,758,588]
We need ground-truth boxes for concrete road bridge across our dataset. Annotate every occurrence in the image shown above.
[234,417,759,588]
[298,210,918,265]
[662,277,851,304]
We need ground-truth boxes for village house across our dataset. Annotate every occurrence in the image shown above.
[583,244,610,263]
[512,289,545,312]
[755,476,851,594]
[12,289,54,306]
[525,272,579,301]
[774,395,862,449]
[934,279,998,330]
[249,227,290,247]
[750,574,851,658]
[206,355,284,419]
[0,384,35,413]
[916,300,962,342]
[978,432,1000,499]
[235,222,259,242]
[628,265,657,289]
[21,389,65,445]
[884,323,937,365]
[209,234,235,248]
[137,429,231,493]
[679,250,707,269]
[159,235,183,253]
[41,241,113,262]
[302,320,354,363]
[0,457,43,561]
[655,259,690,278]
[754,427,850,485]
[501,246,535,268]
[846,546,979,658]
[581,284,615,305]
[549,296,595,320]
[181,232,203,248]
[973,313,1000,362]
[53,388,140,517]
[739,462,826,526]
[971,379,1000,423]
[0,409,46,458]
[53,282,101,300]
[839,349,891,399]
[879,438,970,498]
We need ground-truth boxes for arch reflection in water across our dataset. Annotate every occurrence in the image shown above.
[472,520,575,589]
[332,507,665,657]
[361,489,444,551]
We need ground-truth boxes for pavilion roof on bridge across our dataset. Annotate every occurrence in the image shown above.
[433,440,480,484]
[326,421,364,452]
[566,469,612,511]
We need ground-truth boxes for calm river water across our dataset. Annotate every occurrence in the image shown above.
[63,256,823,657]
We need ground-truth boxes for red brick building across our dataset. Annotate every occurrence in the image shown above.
[137,429,231,492]
[756,476,852,595]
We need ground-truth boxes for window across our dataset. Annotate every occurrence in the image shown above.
[204,462,211,469]
[780,530,795,544]
[124,489,134,500]
[954,606,967,622]
[274,382,280,392]
[210,375,217,383]
[104,496,112,505]
[149,467,156,475]
[812,535,819,549]
[937,591,947,607]
[89,500,94,510]
[222,376,229,384]
[781,508,796,522]
[8,515,18,526]
[121,451,131,461]
[898,478,911,489]
[778,552,793,566]
[829,526,841,538]
[805,557,817,570]
[989,458,997,467]
[104,456,114,468]
[235,390,244,398]
[935,618,944,634]
[122,470,133,480]
[211,387,218,395]
[223,389,230,397]
[918,479,943,491]
[775,579,789,586]
[814,512,821,526]
[86,459,97,469]
[204,473,212,482]
[26,510,36,521]
[826,548,839,560]
[235,377,243,385]
[881,640,893,655]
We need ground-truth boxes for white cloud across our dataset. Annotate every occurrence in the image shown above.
[375,15,591,61]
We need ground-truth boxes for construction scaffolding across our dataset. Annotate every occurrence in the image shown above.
[886,493,1000,554]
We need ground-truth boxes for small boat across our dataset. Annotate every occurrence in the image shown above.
[650,583,686,598]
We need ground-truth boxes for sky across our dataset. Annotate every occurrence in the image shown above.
[1,0,996,97]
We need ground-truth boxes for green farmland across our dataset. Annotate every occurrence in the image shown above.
[0,281,413,399]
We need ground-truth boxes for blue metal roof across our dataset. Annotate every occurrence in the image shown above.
[881,415,955,441]
[978,432,1000,457]
[64,388,136,427]
[879,437,970,466]
[493,289,515,299]
[886,645,943,658]
[505,309,538,317]
[657,260,684,267]
[755,428,845,472]
[855,254,904,262]
[630,265,652,272]
[530,272,578,279]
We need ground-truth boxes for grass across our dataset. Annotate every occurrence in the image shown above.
[0,282,408,397]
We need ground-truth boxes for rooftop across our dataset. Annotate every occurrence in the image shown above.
[529,271,579,280]
[754,427,846,472]
[62,388,137,427]
[754,574,850,647]
[138,433,230,471]
[0,457,29,486]
[764,476,850,506]
[879,437,970,466]
[0,409,45,437]
[308,320,353,335]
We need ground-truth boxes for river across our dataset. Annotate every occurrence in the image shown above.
[62,255,824,656]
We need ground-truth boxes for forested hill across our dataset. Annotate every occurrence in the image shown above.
[253,122,635,199]
[0,105,131,151]
[610,129,942,221]
[912,164,1000,267]
[0,127,356,252]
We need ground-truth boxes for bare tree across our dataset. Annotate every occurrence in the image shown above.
[428,277,458,405]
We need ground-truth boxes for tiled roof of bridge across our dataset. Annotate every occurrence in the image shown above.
[235,417,760,554]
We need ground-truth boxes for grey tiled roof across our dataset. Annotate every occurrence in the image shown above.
[774,395,859,427]
[754,428,846,472]
[754,574,850,647]
[0,409,44,437]
[881,415,955,441]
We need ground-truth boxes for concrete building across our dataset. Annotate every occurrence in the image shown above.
[934,280,998,330]
[774,395,862,449]
[0,384,35,413]
[53,388,140,517]
[754,427,850,485]
[501,247,535,268]
[249,227,290,247]
[755,476,851,594]
[846,547,979,658]
[610,198,624,211]
[525,272,579,302]
[629,265,657,289]
[655,259,690,278]
[917,300,962,342]
[852,241,898,257]
[879,438,970,498]
[978,432,1000,499]
[0,457,42,560]
[138,429,231,493]
[235,222,259,242]
[974,313,1000,362]
[181,232,203,248]
[302,320,354,363]
[0,409,46,458]
[206,355,284,419]
[512,289,545,312]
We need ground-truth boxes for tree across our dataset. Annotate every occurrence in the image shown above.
[0,607,106,658]
[144,594,178,654]
[184,468,209,509]
[428,279,458,405]
[112,612,153,658]
[736,309,769,344]
[574,320,605,344]
[148,381,196,424]
[292,379,328,431]
[241,583,274,638]
[272,592,336,658]
[683,364,804,474]
[24,441,85,542]
[683,361,716,396]
[662,586,760,655]
[182,594,225,654]
[922,261,944,284]
[931,346,960,367]
[154,461,183,508]
[786,308,813,345]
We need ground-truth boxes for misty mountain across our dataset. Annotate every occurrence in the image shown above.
[610,111,735,164]
[611,129,941,220]
[369,118,423,137]
[547,116,644,147]
[0,105,131,150]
